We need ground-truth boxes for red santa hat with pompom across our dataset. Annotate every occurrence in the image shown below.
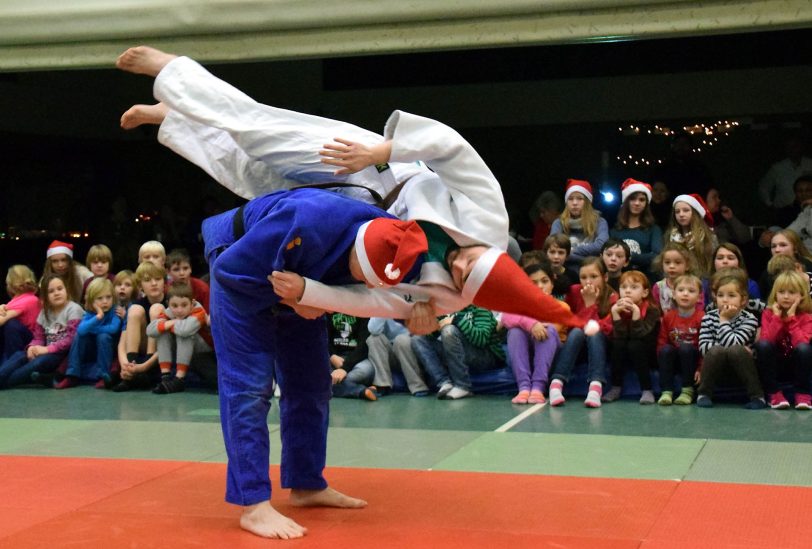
[354,218,428,287]
[564,179,593,203]
[460,247,599,334]
[46,240,74,259]
[620,178,652,203]
[673,194,714,227]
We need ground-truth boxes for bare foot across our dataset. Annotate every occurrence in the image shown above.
[290,486,367,508]
[115,46,177,77]
[120,103,169,130]
[240,501,307,540]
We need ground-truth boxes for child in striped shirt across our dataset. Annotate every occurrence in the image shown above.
[696,268,765,409]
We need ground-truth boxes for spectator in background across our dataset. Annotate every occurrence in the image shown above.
[705,188,752,247]
[529,191,563,250]
[758,175,812,249]
[610,179,662,276]
[652,131,713,199]
[327,313,377,401]
[366,318,429,397]
[551,179,609,268]
[650,181,672,230]
[758,134,812,211]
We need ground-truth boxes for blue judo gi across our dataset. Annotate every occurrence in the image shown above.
[202,188,410,505]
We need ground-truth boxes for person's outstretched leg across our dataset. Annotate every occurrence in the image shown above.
[115,45,177,77]
[120,102,168,130]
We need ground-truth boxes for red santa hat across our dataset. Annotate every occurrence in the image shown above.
[46,240,74,259]
[564,179,593,203]
[460,247,597,333]
[673,194,714,226]
[355,218,428,287]
[620,178,652,203]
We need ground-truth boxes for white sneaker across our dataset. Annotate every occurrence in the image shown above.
[444,387,473,400]
[437,382,454,398]
[549,385,565,406]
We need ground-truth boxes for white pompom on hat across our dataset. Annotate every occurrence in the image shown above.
[46,240,74,259]
[620,178,652,203]
[354,218,428,287]
[564,179,593,203]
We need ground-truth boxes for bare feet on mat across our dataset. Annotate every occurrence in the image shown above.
[120,103,168,129]
[290,486,367,509]
[240,501,307,539]
[115,46,177,77]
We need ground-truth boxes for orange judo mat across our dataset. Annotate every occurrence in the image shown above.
[0,455,810,548]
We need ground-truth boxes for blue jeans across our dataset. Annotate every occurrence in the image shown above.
[657,343,699,392]
[550,328,608,385]
[331,359,375,398]
[0,350,64,388]
[411,325,499,391]
[0,319,33,362]
[66,332,117,381]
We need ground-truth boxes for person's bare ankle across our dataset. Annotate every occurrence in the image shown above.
[239,500,307,539]
[120,103,169,129]
[115,46,177,77]
[290,486,367,509]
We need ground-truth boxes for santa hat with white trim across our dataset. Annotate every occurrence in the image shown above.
[673,193,714,227]
[46,240,74,259]
[354,218,428,287]
[564,179,593,203]
[461,247,596,332]
[620,178,652,203]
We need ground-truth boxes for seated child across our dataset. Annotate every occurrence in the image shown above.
[0,265,41,361]
[502,260,569,405]
[651,242,704,313]
[58,278,122,389]
[138,240,166,270]
[81,244,116,303]
[327,312,377,401]
[696,268,764,409]
[0,276,82,388]
[657,274,704,405]
[601,238,630,292]
[603,270,661,404]
[167,248,210,312]
[366,317,429,396]
[755,271,812,410]
[146,282,212,394]
[544,234,579,300]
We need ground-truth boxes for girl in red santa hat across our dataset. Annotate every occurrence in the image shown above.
[610,178,662,277]
[42,241,93,304]
[665,194,718,276]
[550,179,609,268]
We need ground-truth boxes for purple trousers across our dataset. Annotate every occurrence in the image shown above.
[507,325,560,392]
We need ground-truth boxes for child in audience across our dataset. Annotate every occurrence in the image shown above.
[657,274,704,405]
[549,257,617,408]
[651,242,703,313]
[755,271,812,410]
[610,179,663,275]
[704,242,764,317]
[603,271,661,404]
[138,240,166,269]
[759,229,812,296]
[42,240,92,303]
[146,282,211,394]
[167,248,210,312]
[81,244,115,302]
[366,317,429,396]
[114,270,136,313]
[544,234,578,299]
[551,179,609,267]
[666,194,718,276]
[519,249,546,269]
[767,255,812,297]
[601,238,630,292]
[696,268,764,409]
[114,262,166,392]
[58,279,122,389]
[502,260,569,404]
[327,312,377,401]
[0,265,41,361]
[0,276,83,388]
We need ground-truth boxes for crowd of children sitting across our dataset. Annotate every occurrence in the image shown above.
[0,240,214,394]
[2,175,811,412]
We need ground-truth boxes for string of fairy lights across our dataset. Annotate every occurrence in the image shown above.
[615,120,740,166]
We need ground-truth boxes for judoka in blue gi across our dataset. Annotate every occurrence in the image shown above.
[201,187,427,539]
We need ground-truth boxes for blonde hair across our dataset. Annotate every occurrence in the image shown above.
[767,254,800,276]
[666,202,715,275]
[134,262,166,287]
[138,240,166,262]
[86,244,113,266]
[84,278,114,311]
[559,193,599,241]
[5,265,37,296]
[768,271,812,313]
[673,274,703,293]
[652,242,696,276]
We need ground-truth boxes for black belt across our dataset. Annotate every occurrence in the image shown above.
[232,204,247,240]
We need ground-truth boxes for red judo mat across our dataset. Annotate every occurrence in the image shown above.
[1,455,811,548]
